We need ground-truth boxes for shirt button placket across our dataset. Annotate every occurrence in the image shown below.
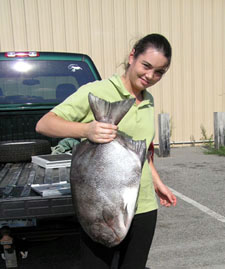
[136,107,141,123]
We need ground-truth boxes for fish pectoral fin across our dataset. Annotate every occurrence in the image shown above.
[123,204,129,227]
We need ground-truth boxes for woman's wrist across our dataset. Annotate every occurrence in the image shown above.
[81,122,90,139]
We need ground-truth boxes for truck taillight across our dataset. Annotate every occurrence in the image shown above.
[5,52,40,58]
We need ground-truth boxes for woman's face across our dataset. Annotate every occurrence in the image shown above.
[127,47,169,93]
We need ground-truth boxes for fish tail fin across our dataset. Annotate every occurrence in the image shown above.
[88,93,135,125]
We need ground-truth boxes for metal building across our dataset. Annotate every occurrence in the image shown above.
[0,0,224,144]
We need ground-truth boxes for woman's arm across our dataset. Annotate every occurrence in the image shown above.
[36,111,117,143]
[148,153,177,207]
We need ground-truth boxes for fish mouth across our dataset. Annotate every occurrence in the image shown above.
[102,220,125,247]
[89,220,126,248]
[109,226,123,245]
[103,229,123,247]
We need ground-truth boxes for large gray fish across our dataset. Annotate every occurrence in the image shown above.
[70,93,146,247]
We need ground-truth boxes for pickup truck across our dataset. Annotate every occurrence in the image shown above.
[0,51,101,267]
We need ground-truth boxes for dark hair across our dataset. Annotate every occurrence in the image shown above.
[125,33,172,70]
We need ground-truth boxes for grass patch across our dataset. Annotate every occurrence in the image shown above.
[203,146,225,156]
[199,124,225,156]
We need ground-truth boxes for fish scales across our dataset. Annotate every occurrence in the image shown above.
[70,93,146,247]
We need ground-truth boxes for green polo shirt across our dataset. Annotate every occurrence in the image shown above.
[52,74,158,214]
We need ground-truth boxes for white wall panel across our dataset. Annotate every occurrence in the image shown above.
[64,0,79,52]
[76,0,91,55]
[51,0,67,51]
[0,0,14,50]
[101,0,116,78]
[24,0,41,50]
[37,0,54,50]
[9,0,27,50]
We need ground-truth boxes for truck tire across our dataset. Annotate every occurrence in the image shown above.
[0,139,51,163]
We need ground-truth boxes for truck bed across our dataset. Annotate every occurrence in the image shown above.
[0,162,74,221]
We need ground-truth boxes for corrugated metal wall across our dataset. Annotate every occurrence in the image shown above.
[0,0,224,144]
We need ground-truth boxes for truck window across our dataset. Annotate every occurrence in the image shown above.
[0,60,96,104]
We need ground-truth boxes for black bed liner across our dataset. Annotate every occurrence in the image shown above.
[0,163,74,220]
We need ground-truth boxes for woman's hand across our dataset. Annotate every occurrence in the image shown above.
[86,120,118,143]
[154,183,177,207]
[148,155,177,207]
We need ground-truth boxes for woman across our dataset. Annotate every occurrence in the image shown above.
[36,33,177,269]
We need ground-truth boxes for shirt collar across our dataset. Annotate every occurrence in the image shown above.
[109,74,130,97]
[109,74,154,107]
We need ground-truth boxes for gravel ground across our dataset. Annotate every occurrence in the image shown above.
[147,146,225,269]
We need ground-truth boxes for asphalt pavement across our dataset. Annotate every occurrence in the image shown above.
[0,146,224,269]
[146,146,225,269]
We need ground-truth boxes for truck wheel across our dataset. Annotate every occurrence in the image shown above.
[0,139,51,163]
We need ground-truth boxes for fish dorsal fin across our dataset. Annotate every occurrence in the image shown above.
[117,133,146,167]
[88,93,135,125]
